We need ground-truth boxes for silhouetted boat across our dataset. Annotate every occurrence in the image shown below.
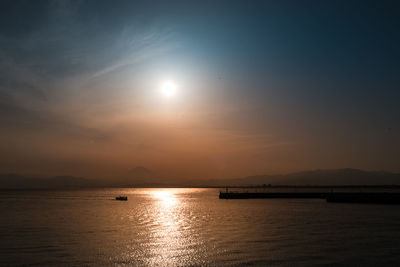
[116,196,128,201]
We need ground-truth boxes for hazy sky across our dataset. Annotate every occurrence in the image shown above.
[0,0,399,179]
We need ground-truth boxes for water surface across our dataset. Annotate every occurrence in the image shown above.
[1,188,400,266]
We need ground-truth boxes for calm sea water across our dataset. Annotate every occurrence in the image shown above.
[1,188,400,266]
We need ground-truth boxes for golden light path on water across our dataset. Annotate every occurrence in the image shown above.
[144,189,195,266]
[119,188,216,265]
[151,190,178,207]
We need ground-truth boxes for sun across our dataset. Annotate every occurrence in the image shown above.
[161,80,177,97]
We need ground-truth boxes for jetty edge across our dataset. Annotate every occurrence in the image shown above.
[219,192,325,199]
[219,191,400,204]
[326,192,400,204]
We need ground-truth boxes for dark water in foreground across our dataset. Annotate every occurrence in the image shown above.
[1,188,400,266]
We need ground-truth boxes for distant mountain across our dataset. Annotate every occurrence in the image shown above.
[127,166,153,178]
[0,166,160,188]
[205,169,400,186]
[116,166,156,186]
[1,168,400,188]
[0,173,98,189]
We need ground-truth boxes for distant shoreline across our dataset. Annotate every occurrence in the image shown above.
[2,184,400,190]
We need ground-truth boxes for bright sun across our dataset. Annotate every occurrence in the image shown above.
[161,80,177,97]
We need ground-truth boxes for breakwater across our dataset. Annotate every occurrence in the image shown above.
[219,192,325,199]
[326,192,400,204]
[219,191,400,204]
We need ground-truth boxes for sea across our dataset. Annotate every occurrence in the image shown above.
[1,188,400,266]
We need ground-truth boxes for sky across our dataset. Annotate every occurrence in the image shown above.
[0,0,399,180]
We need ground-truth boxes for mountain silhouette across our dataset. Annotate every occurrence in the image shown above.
[117,166,156,186]
[127,166,153,177]
[1,168,400,188]
[207,169,400,186]
[0,174,96,189]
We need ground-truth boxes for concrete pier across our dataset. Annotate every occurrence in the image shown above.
[219,191,400,204]
[219,192,325,199]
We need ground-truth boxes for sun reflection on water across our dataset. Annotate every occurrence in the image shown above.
[146,189,184,265]
[130,189,206,265]
[151,190,178,207]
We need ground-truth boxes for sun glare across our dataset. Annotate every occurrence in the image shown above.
[151,190,178,207]
[161,80,177,97]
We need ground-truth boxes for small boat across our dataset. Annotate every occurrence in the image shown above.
[116,196,128,201]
